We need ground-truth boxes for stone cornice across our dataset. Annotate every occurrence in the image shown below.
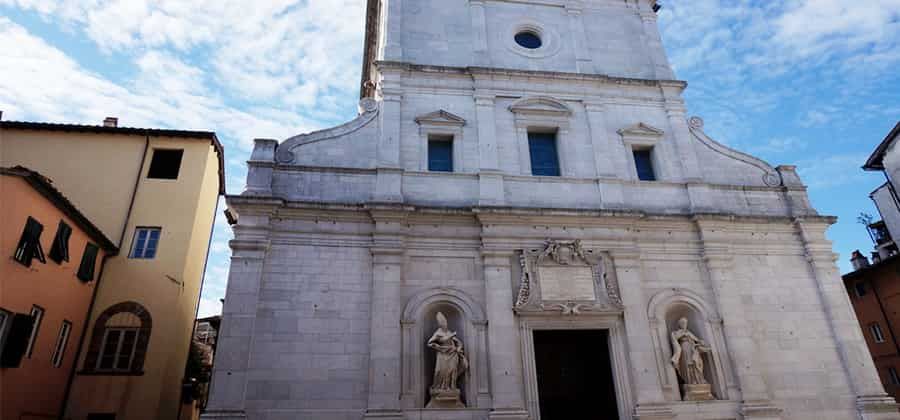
[375,60,687,88]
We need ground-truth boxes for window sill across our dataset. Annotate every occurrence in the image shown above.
[78,370,145,376]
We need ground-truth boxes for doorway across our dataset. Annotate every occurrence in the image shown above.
[533,329,619,420]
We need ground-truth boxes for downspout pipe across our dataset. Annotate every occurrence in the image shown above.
[59,135,149,419]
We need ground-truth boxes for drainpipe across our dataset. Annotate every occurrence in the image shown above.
[58,252,113,420]
[59,136,150,419]
[175,186,223,420]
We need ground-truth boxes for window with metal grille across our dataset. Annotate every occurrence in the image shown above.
[428,136,453,172]
[97,328,140,371]
[25,305,44,359]
[130,227,161,259]
[78,243,100,282]
[49,220,72,264]
[633,149,657,181]
[14,217,46,267]
[147,149,184,180]
[528,132,560,176]
[872,323,886,343]
[52,320,72,367]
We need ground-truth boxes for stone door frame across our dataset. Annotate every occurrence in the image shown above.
[519,314,633,420]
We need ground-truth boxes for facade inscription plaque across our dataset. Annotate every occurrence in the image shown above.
[538,266,596,301]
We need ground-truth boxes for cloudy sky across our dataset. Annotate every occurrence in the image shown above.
[1,0,898,317]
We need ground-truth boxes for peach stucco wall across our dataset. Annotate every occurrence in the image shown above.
[0,175,107,420]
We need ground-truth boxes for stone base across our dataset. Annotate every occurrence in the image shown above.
[363,409,406,420]
[488,408,530,420]
[682,384,715,401]
[740,400,783,420]
[426,388,466,409]
[633,403,676,420]
[857,395,900,420]
[199,410,248,420]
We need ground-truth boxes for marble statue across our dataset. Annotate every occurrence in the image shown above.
[426,312,468,408]
[670,317,715,401]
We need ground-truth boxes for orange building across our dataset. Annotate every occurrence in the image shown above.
[0,166,117,420]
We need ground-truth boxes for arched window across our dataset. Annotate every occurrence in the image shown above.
[83,302,152,374]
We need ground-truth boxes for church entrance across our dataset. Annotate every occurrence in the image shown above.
[533,329,619,420]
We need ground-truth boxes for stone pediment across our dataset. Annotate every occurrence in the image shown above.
[414,110,466,126]
[508,96,573,117]
[618,123,664,138]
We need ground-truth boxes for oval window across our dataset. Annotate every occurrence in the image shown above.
[514,31,542,49]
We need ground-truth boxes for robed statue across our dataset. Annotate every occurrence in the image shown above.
[670,317,715,401]
[426,312,469,408]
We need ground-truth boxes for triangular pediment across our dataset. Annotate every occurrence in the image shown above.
[617,123,664,137]
[508,96,573,117]
[414,110,466,126]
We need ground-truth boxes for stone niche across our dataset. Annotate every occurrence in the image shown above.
[400,288,490,409]
[648,289,735,402]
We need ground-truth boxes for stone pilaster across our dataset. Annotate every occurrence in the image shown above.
[610,249,674,420]
[795,219,899,419]
[202,216,272,419]
[695,219,782,420]
[566,2,592,73]
[585,102,626,209]
[660,91,702,182]
[469,0,489,66]
[482,250,529,420]
[475,94,505,206]
[376,88,403,202]
[243,138,276,196]
[382,0,403,60]
[638,10,675,80]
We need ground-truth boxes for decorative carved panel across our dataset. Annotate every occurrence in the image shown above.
[515,239,622,316]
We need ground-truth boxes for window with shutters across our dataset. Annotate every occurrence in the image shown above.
[83,302,152,375]
[130,227,161,259]
[633,149,657,181]
[428,136,454,172]
[528,132,560,176]
[52,320,72,367]
[0,312,35,368]
[13,217,46,267]
[872,323,886,343]
[25,305,44,359]
[890,367,900,385]
[147,149,184,180]
[49,220,72,264]
[78,243,100,282]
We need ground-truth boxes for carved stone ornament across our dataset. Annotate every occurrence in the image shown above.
[515,240,622,316]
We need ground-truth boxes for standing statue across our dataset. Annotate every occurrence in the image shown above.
[426,312,468,408]
[670,317,715,401]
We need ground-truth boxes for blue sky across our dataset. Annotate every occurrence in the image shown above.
[1,0,898,317]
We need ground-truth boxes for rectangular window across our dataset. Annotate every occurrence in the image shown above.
[528,132,560,177]
[97,328,139,372]
[147,149,184,180]
[51,320,72,367]
[427,136,454,172]
[872,323,886,343]
[25,305,44,359]
[890,367,900,385]
[633,149,657,181]
[77,243,100,282]
[0,313,35,368]
[130,228,161,259]
[855,282,867,297]
[49,220,73,264]
[14,216,46,267]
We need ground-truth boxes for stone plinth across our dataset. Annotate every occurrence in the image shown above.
[682,384,715,401]
[426,389,465,409]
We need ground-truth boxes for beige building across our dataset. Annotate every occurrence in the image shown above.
[0,118,224,420]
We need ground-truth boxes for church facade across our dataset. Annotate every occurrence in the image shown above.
[203,1,899,419]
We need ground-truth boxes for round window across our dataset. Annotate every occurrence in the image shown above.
[514,31,542,49]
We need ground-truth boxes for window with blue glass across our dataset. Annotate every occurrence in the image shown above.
[528,132,560,176]
[633,149,657,181]
[428,136,453,172]
[130,227,161,259]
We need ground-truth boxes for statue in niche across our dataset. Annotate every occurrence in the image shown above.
[670,317,715,401]
[426,312,468,409]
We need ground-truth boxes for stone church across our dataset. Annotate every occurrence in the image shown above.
[203,1,899,419]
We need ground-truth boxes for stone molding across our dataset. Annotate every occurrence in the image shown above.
[507,96,573,118]
[276,98,379,164]
[688,117,782,187]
